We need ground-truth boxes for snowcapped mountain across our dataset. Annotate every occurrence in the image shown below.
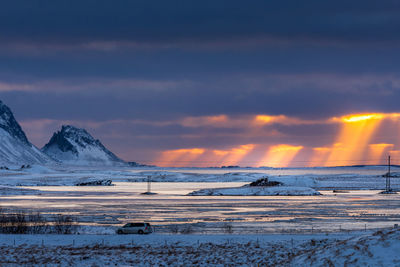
[42,125,126,166]
[0,100,53,165]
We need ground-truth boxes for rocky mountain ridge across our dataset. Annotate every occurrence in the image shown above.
[0,100,130,166]
[42,125,126,166]
[0,101,53,165]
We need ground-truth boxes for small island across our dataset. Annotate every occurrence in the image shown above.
[188,177,321,196]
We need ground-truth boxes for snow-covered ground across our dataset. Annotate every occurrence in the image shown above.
[0,165,399,265]
[0,165,399,233]
[188,185,320,196]
[0,164,398,190]
[0,167,398,220]
[0,228,399,266]
[291,227,400,266]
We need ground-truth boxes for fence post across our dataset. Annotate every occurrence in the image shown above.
[291,238,294,252]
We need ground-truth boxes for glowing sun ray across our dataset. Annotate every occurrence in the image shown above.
[212,150,231,166]
[221,144,255,166]
[389,150,400,165]
[258,144,303,167]
[368,144,394,165]
[325,113,383,166]
[154,148,205,167]
[309,147,332,167]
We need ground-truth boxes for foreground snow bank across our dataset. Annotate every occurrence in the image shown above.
[0,229,399,266]
[292,228,400,266]
[188,185,321,196]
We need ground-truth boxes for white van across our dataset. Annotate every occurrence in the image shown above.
[116,223,153,234]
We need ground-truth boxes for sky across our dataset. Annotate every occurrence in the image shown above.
[1,0,400,167]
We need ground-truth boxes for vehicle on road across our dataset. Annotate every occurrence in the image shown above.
[116,223,153,234]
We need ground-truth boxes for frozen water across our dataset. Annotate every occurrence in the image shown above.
[0,165,399,234]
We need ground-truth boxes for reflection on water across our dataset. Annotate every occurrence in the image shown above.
[0,183,400,233]
[22,182,247,196]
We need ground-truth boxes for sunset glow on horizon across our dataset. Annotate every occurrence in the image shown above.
[151,112,400,167]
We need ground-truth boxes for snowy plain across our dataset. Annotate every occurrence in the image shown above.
[0,165,400,266]
[0,165,399,232]
[0,164,398,189]
[1,229,400,266]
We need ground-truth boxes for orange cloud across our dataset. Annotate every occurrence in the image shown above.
[341,114,384,123]
[252,114,320,126]
[180,113,326,129]
[331,113,400,123]
[253,115,288,125]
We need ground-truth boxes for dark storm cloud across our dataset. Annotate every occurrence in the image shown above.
[1,0,400,45]
[3,72,400,123]
[1,0,400,162]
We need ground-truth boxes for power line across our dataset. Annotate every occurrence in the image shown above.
[133,157,400,167]
[135,158,400,163]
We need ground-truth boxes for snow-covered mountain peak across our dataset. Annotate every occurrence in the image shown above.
[0,100,29,145]
[56,125,100,152]
[60,125,91,138]
[42,125,126,166]
[0,100,53,165]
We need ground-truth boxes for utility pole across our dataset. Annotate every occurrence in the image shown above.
[147,175,151,193]
[386,155,391,192]
[141,175,156,195]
